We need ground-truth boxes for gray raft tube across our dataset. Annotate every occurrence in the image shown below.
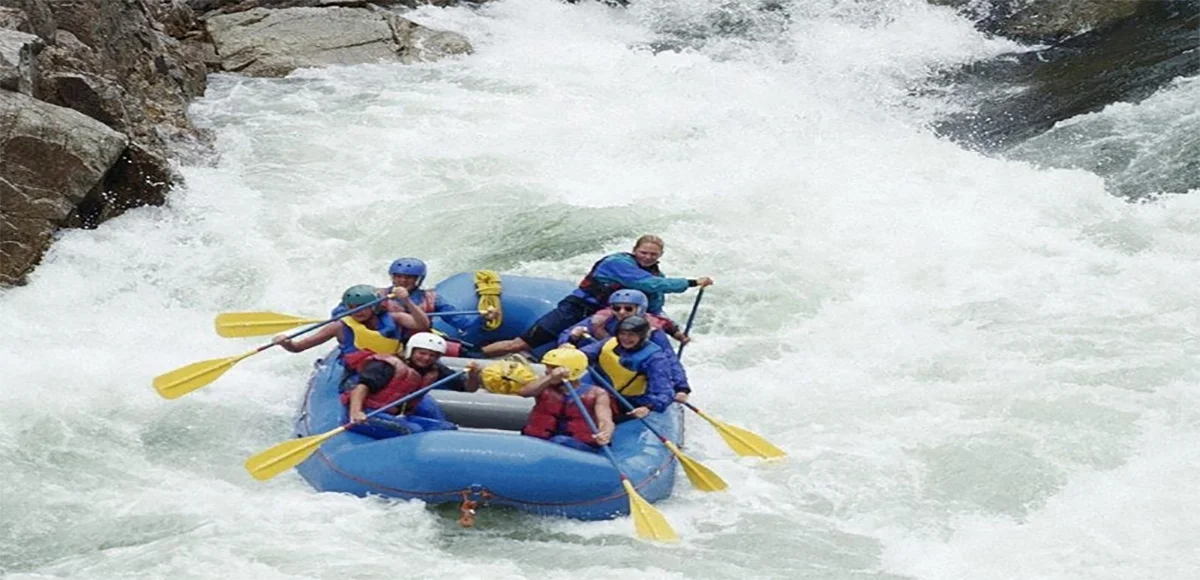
[428,357,545,432]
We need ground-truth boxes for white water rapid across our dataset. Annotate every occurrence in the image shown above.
[3,1,1199,578]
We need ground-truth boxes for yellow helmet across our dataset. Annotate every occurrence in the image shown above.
[481,359,537,395]
[540,348,588,381]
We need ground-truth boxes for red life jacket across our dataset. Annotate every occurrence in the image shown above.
[522,384,610,445]
[416,289,437,314]
[340,360,440,414]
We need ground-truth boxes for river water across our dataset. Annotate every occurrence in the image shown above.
[2,1,1198,578]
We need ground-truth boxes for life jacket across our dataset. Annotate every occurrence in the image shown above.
[338,310,403,362]
[340,360,440,414]
[596,338,660,397]
[392,289,464,357]
[406,289,438,314]
[522,383,606,445]
[576,253,663,305]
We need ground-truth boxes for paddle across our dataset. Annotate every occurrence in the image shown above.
[588,369,727,492]
[560,378,678,542]
[682,402,786,459]
[677,287,704,357]
[244,371,466,481]
[216,309,485,338]
[153,296,390,400]
[672,287,785,459]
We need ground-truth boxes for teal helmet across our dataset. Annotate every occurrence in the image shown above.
[341,284,378,308]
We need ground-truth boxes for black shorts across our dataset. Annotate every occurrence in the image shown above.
[521,295,598,348]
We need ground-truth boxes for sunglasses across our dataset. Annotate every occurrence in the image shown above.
[612,305,639,313]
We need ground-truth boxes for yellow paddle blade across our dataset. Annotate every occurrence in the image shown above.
[693,409,785,459]
[152,350,256,400]
[622,479,678,543]
[245,427,346,481]
[214,312,326,338]
[664,441,727,492]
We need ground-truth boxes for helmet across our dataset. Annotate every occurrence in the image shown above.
[342,284,379,308]
[388,257,427,287]
[481,359,538,394]
[405,332,447,358]
[608,289,648,315]
[540,348,588,381]
[616,315,651,346]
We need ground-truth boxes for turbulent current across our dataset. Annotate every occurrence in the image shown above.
[2,1,1198,578]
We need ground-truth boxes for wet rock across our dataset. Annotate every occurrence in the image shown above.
[65,143,175,229]
[0,6,28,30]
[206,6,396,76]
[193,0,410,16]
[0,0,56,43]
[932,0,1199,151]
[0,27,40,94]
[929,0,1148,44]
[0,89,126,285]
[149,0,202,39]
[0,0,212,285]
[206,6,471,77]
[385,12,472,64]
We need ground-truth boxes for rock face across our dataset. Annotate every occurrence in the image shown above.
[0,0,211,285]
[187,0,451,15]
[931,0,1199,151]
[206,6,471,77]
[0,28,40,94]
[386,12,473,63]
[0,89,127,284]
[0,0,474,285]
[928,0,1149,43]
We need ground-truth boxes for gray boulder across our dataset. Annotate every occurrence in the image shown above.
[206,6,471,77]
[0,27,40,94]
[0,89,126,285]
[385,12,473,64]
[929,0,1151,43]
[0,6,28,29]
[0,0,212,285]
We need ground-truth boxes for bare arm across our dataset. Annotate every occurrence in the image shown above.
[387,287,430,331]
[590,311,611,339]
[274,321,341,353]
[593,389,614,445]
[518,367,569,397]
[347,384,369,423]
[462,363,482,393]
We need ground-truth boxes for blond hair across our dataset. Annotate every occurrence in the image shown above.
[633,234,665,252]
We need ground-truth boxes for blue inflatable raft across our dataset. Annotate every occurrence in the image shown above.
[292,273,683,521]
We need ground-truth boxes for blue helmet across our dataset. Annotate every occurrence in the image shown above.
[388,257,427,287]
[608,289,648,316]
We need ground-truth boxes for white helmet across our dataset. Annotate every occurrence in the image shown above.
[405,332,447,358]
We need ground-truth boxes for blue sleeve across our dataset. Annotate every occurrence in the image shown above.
[633,353,675,413]
[650,329,673,352]
[669,354,690,394]
[435,293,479,333]
[591,254,690,297]
[557,318,597,347]
[651,331,690,393]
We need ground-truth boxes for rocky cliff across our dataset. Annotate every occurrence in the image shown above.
[1,0,471,286]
